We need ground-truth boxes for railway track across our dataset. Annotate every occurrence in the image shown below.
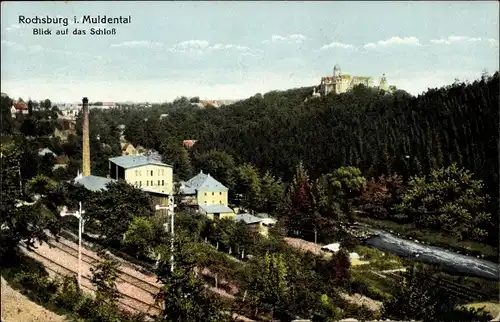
[19,245,162,316]
[383,270,491,302]
[47,239,161,296]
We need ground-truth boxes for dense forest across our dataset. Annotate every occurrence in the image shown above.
[109,74,498,199]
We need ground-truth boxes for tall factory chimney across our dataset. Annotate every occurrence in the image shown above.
[81,97,91,176]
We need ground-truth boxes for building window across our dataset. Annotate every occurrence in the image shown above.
[219,192,222,195]
[204,193,207,196]
[135,170,138,176]
[158,180,160,186]
[162,180,164,186]
[150,180,153,186]
[151,170,153,176]
[146,181,149,186]
[219,200,222,204]
[212,192,214,196]
[139,181,142,187]
[161,169,164,176]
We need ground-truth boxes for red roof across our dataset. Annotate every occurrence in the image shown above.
[13,103,28,110]
[183,140,197,148]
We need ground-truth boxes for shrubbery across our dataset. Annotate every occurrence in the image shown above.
[1,253,144,322]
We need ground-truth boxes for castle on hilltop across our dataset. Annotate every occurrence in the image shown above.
[314,64,394,96]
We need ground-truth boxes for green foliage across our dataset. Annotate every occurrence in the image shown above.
[155,233,230,322]
[0,146,60,258]
[382,264,493,322]
[86,180,154,246]
[234,163,261,207]
[90,251,122,305]
[325,166,366,219]
[239,253,289,315]
[256,171,285,214]
[1,253,142,322]
[193,150,237,189]
[394,164,492,241]
[160,141,193,181]
[123,216,157,258]
[0,95,14,134]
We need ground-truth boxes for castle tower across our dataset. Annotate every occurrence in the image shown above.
[379,73,389,91]
[333,64,341,78]
[82,97,91,176]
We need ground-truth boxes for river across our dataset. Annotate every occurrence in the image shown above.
[363,228,499,281]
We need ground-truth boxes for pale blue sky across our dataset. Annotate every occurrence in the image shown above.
[1,1,498,102]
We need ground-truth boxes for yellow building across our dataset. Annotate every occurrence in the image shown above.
[108,155,174,195]
[319,64,393,95]
[180,170,234,220]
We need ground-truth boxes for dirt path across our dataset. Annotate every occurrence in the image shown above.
[1,276,67,322]
[338,292,382,312]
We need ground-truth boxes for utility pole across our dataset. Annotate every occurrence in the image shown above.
[314,230,318,244]
[17,161,22,195]
[168,195,175,273]
[60,202,85,288]
[155,195,176,272]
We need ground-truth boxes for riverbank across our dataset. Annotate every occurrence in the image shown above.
[356,217,499,263]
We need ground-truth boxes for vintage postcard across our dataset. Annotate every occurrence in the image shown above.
[1,1,499,322]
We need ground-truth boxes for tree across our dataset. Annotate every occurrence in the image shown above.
[234,163,261,208]
[256,171,285,214]
[155,233,229,322]
[239,253,289,318]
[356,173,404,220]
[123,216,157,259]
[90,251,122,305]
[0,146,60,258]
[41,98,52,111]
[28,100,34,115]
[329,249,351,287]
[86,181,154,247]
[160,140,193,181]
[394,164,491,241]
[382,264,493,322]
[287,162,313,214]
[192,150,237,189]
[0,95,14,134]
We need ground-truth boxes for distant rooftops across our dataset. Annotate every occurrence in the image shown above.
[109,155,172,169]
[182,170,228,193]
[74,175,115,192]
[235,213,263,225]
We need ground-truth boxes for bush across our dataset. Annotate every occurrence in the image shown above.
[76,296,98,319]
[54,275,82,311]
[12,269,59,303]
